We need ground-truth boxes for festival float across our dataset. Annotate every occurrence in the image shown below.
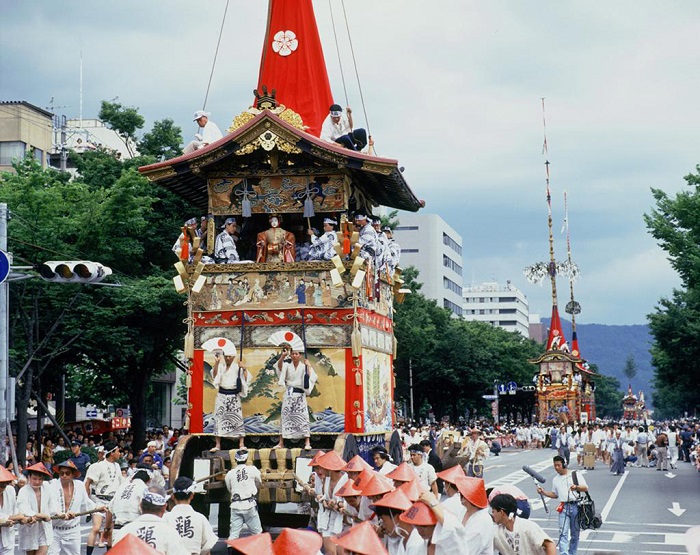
[525,103,596,424]
[139,0,420,531]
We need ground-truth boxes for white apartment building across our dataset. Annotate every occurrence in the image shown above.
[392,213,464,316]
[463,281,530,336]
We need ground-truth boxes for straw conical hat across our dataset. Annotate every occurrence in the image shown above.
[454,476,488,509]
[226,532,273,554]
[56,460,81,478]
[316,451,346,472]
[107,534,162,554]
[370,487,412,512]
[399,501,438,526]
[437,464,465,485]
[331,521,388,555]
[273,528,322,555]
[386,462,415,483]
[341,454,373,473]
[0,466,16,483]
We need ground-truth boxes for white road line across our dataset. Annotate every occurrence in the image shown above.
[599,469,629,523]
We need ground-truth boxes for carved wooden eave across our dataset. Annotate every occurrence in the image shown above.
[138,110,422,213]
[529,350,584,366]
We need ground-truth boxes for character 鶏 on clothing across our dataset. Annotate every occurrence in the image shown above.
[256,215,295,263]
[211,353,251,451]
[274,345,318,450]
[308,218,338,261]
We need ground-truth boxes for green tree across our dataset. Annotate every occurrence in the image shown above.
[138,118,183,160]
[592,367,623,419]
[98,100,145,158]
[644,164,700,417]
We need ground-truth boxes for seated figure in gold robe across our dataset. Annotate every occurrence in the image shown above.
[256,214,296,263]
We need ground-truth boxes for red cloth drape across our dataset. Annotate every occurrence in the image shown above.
[546,305,568,351]
[257,0,334,136]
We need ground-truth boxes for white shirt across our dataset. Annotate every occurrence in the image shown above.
[440,493,467,521]
[552,470,587,503]
[214,359,249,395]
[493,517,552,555]
[163,504,218,555]
[50,478,96,528]
[408,461,437,491]
[85,459,123,498]
[320,114,351,142]
[110,478,148,525]
[278,360,318,393]
[225,464,261,510]
[432,509,494,555]
[0,485,16,549]
[200,120,223,144]
[114,513,190,555]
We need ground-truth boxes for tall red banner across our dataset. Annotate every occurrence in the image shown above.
[257,0,334,136]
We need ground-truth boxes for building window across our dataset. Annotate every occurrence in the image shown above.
[499,308,516,314]
[442,254,463,274]
[32,147,44,165]
[443,277,462,295]
[499,297,517,302]
[444,299,463,316]
[396,225,419,231]
[401,248,419,253]
[442,232,462,255]
[0,141,26,165]
[499,320,517,326]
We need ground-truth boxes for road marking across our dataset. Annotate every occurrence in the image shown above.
[611,532,633,543]
[667,502,686,517]
[599,467,628,523]
[485,456,553,489]
[665,472,676,479]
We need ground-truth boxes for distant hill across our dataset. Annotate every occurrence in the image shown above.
[543,318,655,405]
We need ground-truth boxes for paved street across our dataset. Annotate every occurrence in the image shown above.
[62,446,698,554]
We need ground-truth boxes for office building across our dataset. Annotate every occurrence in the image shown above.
[0,101,53,170]
[392,213,464,316]
[463,281,530,336]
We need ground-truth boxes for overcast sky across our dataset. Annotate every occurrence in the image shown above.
[2,1,698,325]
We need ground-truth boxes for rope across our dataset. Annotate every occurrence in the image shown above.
[340,0,371,139]
[202,0,231,110]
[328,0,349,107]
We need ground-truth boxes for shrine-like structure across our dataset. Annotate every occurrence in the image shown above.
[622,386,647,420]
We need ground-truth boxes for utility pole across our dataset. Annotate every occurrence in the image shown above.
[0,204,8,425]
[409,358,414,423]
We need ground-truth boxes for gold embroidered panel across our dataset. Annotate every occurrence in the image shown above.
[208,175,347,216]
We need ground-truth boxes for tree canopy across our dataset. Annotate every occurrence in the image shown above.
[644,164,700,417]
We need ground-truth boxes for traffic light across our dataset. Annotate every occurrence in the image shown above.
[39,261,112,284]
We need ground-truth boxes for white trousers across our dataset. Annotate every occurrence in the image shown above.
[48,525,81,555]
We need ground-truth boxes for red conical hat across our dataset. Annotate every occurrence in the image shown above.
[0,466,16,483]
[353,469,375,491]
[370,487,412,512]
[307,450,326,467]
[226,532,273,554]
[386,462,415,483]
[360,473,394,497]
[25,463,51,478]
[57,460,81,478]
[331,521,388,555]
[437,464,465,485]
[454,476,488,509]
[398,477,424,502]
[316,451,346,472]
[107,533,162,554]
[399,501,438,526]
[336,480,363,498]
[273,528,322,555]
[341,454,373,473]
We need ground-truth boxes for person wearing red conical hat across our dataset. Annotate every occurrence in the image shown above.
[399,500,438,548]
[413,476,493,555]
[386,461,416,485]
[273,527,323,555]
[17,463,56,554]
[334,480,363,533]
[359,473,394,501]
[307,450,326,468]
[340,454,373,474]
[369,488,413,554]
[51,460,107,555]
[407,444,439,496]
[437,465,467,520]
[107,533,163,554]
[398,476,425,502]
[316,451,349,554]
[0,465,20,552]
[226,531,273,554]
[331,520,388,555]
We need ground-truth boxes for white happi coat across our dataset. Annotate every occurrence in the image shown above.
[49,478,97,555]
[17,482,58,551]
[110,478,148,526]
[309,230,338,261]
[163,503,218,555]
[114,513,190,555]
[0,485,17,554]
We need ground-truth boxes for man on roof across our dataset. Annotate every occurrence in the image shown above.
[320,104,368,151]
[184,110,223,154]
